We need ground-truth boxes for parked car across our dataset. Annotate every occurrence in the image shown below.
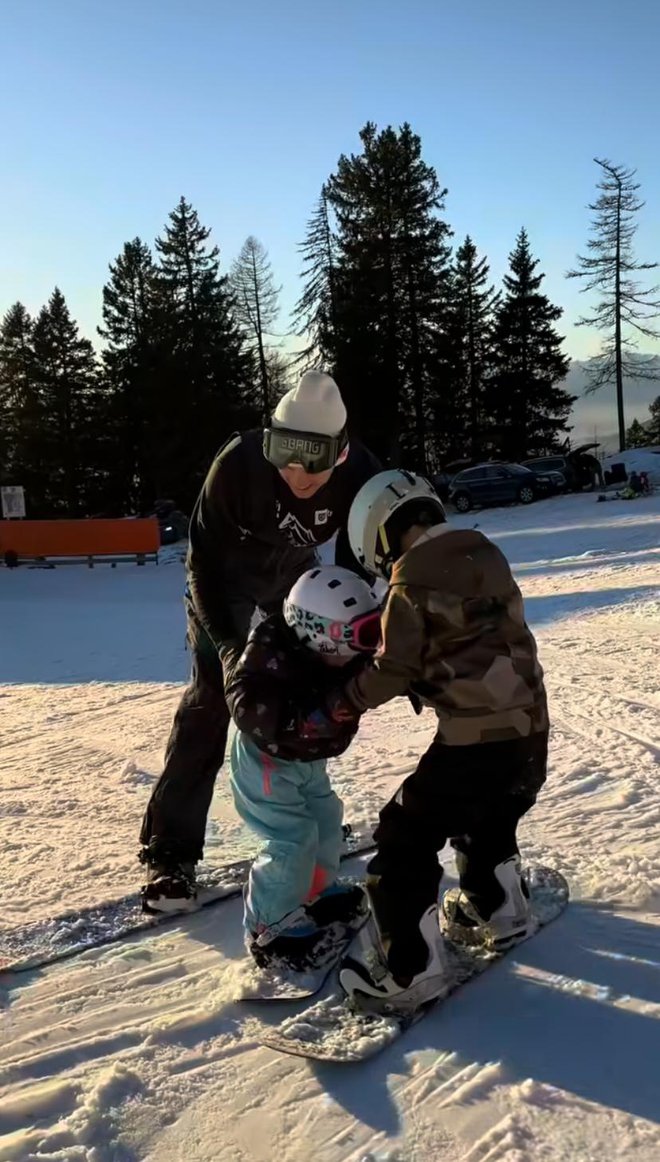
[449,463,546,513]
[522,444,603,491]
[519,461,566,494]
[432,459,475,502]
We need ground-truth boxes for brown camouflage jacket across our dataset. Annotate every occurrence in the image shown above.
[344,525,548,745]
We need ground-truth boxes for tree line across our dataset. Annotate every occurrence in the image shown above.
[0,201,263,518]
[626,400,660,449]
[5,122,655,519]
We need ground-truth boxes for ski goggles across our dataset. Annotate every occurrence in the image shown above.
[321,608,382,653]
[263,426,349,474]
[347,609,382,652]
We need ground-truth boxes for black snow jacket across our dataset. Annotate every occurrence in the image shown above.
[225,613,365,763]
[187,430,380,648]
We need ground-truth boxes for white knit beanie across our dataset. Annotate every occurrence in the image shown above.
[271,371,347,436]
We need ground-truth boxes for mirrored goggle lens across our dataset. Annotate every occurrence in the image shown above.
[264,428,345,474]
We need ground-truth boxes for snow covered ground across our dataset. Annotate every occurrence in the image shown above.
[602,447,660,486]
[1,489,659,1161]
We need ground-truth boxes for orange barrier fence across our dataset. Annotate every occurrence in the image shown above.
[0,518,160,561]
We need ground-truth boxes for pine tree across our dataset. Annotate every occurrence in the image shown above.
[265,348,294,404]
[567,159,660,451]
[292,187,340,368]
[445,237,498,459]
[0,338,10,480]
[98,238,161,511]
[625,417,651,448]
[154,197,256,505]
[393,124,453,469]
[646,395,660,444]
[0,303,37,493]
[308,122,452,467]
[488,229,573,459]
[31,288,100,514]
[230,236,281,423]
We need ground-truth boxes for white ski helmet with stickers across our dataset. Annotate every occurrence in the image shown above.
[348,469,446,579]
[284,566,381,659]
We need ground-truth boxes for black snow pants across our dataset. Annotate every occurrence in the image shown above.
[366,729,549,980]
[140,571,313,862]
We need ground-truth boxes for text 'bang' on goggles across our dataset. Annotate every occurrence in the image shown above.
[263,425,349,474]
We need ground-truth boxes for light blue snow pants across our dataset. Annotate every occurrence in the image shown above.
[229,732,344,933]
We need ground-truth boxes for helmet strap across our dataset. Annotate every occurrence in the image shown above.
[375,522,394,578]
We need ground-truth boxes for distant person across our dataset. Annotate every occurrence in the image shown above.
[577,451,603,489]
[139,372,380,912]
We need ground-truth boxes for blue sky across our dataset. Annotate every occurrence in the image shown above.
[2,0,660,360]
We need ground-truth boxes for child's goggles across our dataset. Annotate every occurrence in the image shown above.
[348,610,382,651]
[321,609,381,653]
[263,426,349,474]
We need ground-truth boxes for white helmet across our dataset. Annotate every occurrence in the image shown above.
[284,566,381,659]
[348,470,446,579]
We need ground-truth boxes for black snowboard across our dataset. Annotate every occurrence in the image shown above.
[0,828,374,975]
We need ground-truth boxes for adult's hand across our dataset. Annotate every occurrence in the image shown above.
[218,641,243,690]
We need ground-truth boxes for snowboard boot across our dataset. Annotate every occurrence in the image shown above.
[139,844,198,914]
[441,855,536,952]
[248,908,331,973]
[305,882,368,929]
[339,904,451,1015]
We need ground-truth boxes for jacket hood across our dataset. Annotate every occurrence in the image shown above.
[390,525,516,597]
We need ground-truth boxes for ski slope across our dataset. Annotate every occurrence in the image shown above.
[1,490,659,1161]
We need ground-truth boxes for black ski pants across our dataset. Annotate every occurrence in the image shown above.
[366,729,549,980]
[140,582,307,862]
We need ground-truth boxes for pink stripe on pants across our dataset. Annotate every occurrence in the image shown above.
[261,754,275,796]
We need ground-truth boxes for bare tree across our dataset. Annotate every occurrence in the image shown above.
[567,158,660,451]
[230,237,280,422]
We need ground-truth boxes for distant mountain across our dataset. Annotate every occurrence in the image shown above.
[565,355,660,452]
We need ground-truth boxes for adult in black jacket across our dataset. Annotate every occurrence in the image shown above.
[139,371,380,910]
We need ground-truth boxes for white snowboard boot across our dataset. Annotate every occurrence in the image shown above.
[339,904,451,1014]
[441,855,537,952]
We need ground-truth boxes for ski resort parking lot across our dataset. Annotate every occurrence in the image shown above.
[1,489,660,1161]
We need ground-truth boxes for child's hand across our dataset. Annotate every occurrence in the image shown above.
[325,688,360,724]
[298,707,337,739]
[296,690,360,738]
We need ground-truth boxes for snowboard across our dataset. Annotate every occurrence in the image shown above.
[240,911,369,1003]
[0,827,375,975]
[260,866,569,1063]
